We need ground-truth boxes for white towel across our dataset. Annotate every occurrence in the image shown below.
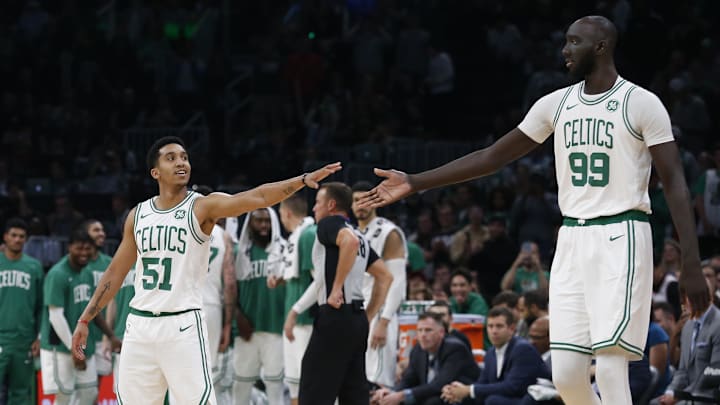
[235,207,285,281]
[283,217,315,280]
[527,378,559,401]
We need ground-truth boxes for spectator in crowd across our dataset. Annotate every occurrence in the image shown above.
[371,312,479,405]
[428,300,472,351]
[449,269,488,316]
[653,253,681,316]
[441,307,549,404]
[657,300,720,404]
[449,205,488,267]
[501,241,549,294]
[693,143,720,258]
[473,215,518,300]
[646,319,672,400]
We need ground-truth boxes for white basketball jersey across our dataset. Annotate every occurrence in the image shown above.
[130,191,210,313]
[360,217,407,300]
[201,225,226,307]
[518,77,674,219]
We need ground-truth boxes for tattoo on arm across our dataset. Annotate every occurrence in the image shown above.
[89,282,111,317]
[283,186,295,196]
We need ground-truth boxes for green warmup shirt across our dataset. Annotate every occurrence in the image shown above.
[284,225,316,326]
[0,253,44,347]
[113,268,136,339]
[406,241,427,272]
[86,252,112,345]
[238,245,285,334]
[510,267,550,294]
[41,256,95,354]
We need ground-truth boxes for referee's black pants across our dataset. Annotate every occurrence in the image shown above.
[299,303,369,405]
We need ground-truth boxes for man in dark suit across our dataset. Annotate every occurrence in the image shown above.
[442,307,549,405]
[656,302,720,404]
[371,312,479,405]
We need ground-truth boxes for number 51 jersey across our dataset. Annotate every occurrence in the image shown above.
[130,191,210,313]
[518,77,674,219]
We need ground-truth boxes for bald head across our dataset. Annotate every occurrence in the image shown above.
[573,15,618,52]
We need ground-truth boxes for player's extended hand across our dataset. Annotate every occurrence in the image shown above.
[679,260,711,318]
[441,382,471,404]
[72,322,89,361]
[356,168,413,208]
[327,288,344,309]
[284,310,298,342]
[370,318,389,349]
[304,162,342,189]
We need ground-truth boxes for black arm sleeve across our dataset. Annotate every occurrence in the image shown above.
[365,247,380,271]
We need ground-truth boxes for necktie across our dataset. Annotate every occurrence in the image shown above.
[427,355,437,382]
[691,320,702,354]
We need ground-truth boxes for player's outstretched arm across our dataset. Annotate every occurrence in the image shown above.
[196,162,341,224]
[650,141,710,317]
[73,208,138,360]
[358,129,539,207]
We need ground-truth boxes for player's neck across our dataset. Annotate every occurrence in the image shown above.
[287,216,304,232]
[583,65,618,94]
[3,249,21,261]
[357,214,376,231]
[156,186,189,210]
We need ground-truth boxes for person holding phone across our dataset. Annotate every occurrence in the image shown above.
[501,241,549,294]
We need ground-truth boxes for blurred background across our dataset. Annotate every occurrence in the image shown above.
[0,0,717,269]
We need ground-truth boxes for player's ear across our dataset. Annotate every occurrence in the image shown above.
[150,167,160,179]
[596,39,607,55]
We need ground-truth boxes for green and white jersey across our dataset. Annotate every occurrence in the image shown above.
[131,191,210,313]
[114,267,136,339]
[237,245,285,334]
[40,256,95,353]
[86,252,112,345]
[201,225,226,307]
[360,217,407,301]
[518,77,673,219]
[0,253,43,347]
[283,224,316,326]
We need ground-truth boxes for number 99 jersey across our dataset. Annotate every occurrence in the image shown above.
[518,77,674,219]
[130,191,211,313]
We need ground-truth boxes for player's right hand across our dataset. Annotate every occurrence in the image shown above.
[72,322,89,361]
[356,168,413,208]
[236,313,254,341]
[284,311,298,342]
[73,356,87,371]
[327,288,344,309]
[679,261,712,318]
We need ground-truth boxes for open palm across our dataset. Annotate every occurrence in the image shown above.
[357,168,413,208]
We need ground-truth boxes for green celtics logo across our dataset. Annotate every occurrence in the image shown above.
[606,99,619,112]
[175,209,186,219]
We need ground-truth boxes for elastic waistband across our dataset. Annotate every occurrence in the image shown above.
[129,307,199,317]
[320,300,365,312]
[562,210,649,227]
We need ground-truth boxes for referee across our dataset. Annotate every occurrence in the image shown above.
[299,182,393,405]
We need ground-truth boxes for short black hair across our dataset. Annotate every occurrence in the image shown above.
[418,311,448,331]
[4,218,28,234]
[69,229,95,245]
[523,289,548,311]
[79,218,102,233]
[492,291,519,308]
[652,302,676,320]
[487,306,515,326]
[450,268,473,284]
[146,136,186,171]
[351,181,374,193]
[321,182,353,214]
